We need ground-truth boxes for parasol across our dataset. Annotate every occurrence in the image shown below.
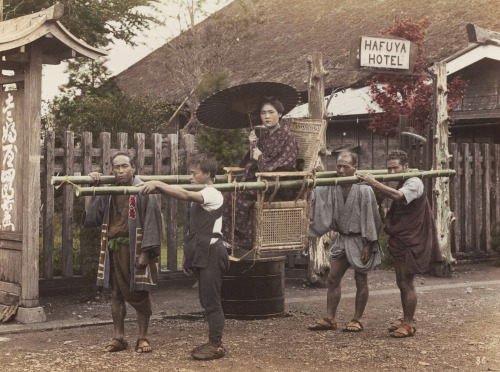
[195,82,300,129]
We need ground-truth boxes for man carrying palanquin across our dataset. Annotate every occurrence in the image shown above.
[308,151,382,333]
[357,150,443,338]
[83,151,162,353]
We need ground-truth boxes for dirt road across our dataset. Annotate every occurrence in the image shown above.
[1,261,499,372]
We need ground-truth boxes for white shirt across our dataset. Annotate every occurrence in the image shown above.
[199,186,223,243]
[399,177,424,205]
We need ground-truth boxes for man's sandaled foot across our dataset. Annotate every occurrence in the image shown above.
[135,338,152,353]
[191,343,225,360]
[343,319,364,332]
[104,338,128,352]
[308,318,337,331]
[390,324,416,338]
[388,320,403,332]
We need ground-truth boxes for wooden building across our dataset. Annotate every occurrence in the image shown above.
[114,0,500,166]
[114,0,500,256]
[287,25,500,170]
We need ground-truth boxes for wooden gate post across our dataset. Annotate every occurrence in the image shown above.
[306,52,332,284]
[433,61,455,277]
[0,5,106,322]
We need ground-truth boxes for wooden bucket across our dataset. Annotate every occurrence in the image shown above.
[221,256,285,319]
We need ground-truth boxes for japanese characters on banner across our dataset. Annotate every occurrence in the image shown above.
[1,92,18,231]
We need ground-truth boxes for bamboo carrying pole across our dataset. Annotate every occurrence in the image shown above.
[73,170,456,197]
[51,169,410,186]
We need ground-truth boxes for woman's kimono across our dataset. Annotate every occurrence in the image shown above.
[222,124,298,248]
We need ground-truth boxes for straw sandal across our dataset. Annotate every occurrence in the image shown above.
[390,324,416,338]
[104,338,128,352]
[343,319,364,332]
[308,318,337,331]
[135,338,152,353]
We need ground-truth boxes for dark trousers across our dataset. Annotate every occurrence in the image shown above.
[197,240,230,346]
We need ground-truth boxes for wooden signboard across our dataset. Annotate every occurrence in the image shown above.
[0,90,24,305]
[350,36,417,71]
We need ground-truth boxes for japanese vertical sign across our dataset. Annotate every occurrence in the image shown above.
[0,91,22,232]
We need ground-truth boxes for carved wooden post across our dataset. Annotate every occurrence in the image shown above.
[433,61,455,277]
[0,5,105,322]
[307,52,331,284]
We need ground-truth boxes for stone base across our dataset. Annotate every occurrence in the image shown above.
[15,306,47,324]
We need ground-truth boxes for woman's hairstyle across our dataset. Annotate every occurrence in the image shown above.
[188,152,217,178]
[337,151,358,168]
[111,151,135,169]
[258,97,284,115]
[386,150,408,166]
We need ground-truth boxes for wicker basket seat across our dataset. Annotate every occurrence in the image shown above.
[251,118,327,254]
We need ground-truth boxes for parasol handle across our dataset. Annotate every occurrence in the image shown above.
[248,129,258,160]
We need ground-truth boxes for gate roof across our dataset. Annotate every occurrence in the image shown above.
[0,4,106,63]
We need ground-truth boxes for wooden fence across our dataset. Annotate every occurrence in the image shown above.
[449,143,500,257]
[398,116,500,256]
[40,130,499,280]
[40,130,195,279]
[400,137,499,256]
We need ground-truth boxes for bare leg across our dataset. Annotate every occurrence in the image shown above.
[352,270,368,321]
[137,312,150,340]
[110,278,126,340]
[325,257,350,320]
[394,259,416,327]
[135,311,152,352]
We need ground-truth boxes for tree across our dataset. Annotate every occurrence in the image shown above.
[368,17,467,137]
[191,68,247,170]
[162,0,261,134]
[44,57,178,142]
[3,0,160,48]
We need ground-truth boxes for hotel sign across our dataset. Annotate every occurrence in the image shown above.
[353,36,416,71]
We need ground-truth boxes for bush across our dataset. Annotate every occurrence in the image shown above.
[195,126,248,173]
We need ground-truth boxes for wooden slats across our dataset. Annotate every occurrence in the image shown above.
[62,131,74,277]
[42,131,55,278]
[39,131,187,278]
[38,128,500,276]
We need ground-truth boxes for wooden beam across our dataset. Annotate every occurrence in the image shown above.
[4,53,29,63]
[306,52,330,285]
[0,4,64,34]
[451,109,500,120]
[21,42,43,308]
[0,281,21,296]
[467,23,500,46]
[0,73,24,85]
[433,61,455,277]
[0,61,26,70]
[167,134,179,272]
[43,131,55,279]
[41,49,76,65]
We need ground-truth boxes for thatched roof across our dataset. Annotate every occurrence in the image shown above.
[115,0,500,104]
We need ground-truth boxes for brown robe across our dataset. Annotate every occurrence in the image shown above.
[385,183,443,274]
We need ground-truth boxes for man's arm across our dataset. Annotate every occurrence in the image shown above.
[356,173,404,201]
[139,180,204,204]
